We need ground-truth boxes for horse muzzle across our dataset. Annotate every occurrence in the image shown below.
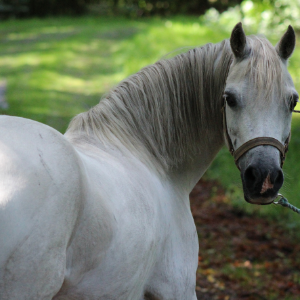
[241,163,284,205]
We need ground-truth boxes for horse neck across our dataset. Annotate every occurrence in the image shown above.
[169,41,233,191]
[66,40,233,190]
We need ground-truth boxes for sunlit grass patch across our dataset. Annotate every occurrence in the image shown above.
[0,16,229,133]
[0,17,141,131]
[113,17,228,76]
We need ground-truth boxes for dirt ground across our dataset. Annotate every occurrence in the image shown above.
[190,179,300,300]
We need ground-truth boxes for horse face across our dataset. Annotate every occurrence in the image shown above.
[224,23,297,205]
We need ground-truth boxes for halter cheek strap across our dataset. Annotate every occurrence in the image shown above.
[222,101,291,168]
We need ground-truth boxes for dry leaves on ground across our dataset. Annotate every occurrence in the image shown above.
[190,179,300,300]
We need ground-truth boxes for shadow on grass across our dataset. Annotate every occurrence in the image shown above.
[1,88,102,133]
[0,19,146,132]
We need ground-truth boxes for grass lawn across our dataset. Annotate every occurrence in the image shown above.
[1,16,300,229]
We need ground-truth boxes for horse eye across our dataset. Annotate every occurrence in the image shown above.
[223,93,237,107]
[290,94,299,111]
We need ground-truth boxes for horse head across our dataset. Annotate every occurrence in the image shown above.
[224,23,298,205]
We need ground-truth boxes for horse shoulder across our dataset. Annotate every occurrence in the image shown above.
[59,140,198,299]
[56,141,174,298]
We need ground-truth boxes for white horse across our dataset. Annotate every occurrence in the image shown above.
[0,23,297,299]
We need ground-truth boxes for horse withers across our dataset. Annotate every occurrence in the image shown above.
[0,23,297,299]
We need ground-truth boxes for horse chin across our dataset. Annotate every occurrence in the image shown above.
[244,194,274,205]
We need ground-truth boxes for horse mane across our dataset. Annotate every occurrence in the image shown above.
[66,35,283,173]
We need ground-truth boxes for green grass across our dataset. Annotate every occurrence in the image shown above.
[0,16,228,132]
[1,16,300,229]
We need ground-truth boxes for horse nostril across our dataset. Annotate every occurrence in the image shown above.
[272,168,284,190]
[244,165,261,186]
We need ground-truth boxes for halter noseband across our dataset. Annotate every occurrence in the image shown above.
[222,101,291,169]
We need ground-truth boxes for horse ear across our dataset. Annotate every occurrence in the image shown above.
[276,25,296,60]
[230,22,247,59]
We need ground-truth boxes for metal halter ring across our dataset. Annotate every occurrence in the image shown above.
[273,193,284,205]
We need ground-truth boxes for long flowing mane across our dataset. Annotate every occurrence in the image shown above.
[66,36,282,173]
[66,40,232,172]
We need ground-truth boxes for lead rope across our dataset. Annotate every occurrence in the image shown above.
[273,194,300,214]
[273,106,300,214]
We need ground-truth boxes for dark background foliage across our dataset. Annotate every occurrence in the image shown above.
[0,0,243,18]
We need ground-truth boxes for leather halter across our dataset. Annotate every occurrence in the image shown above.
[222,101,291,169]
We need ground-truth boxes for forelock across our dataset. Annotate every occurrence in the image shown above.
[245,35,284,100]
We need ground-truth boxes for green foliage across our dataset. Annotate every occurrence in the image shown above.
[0,0,88,18]
[87,0,241,18]
[202,0,300,37]
[0,0,243,18]
[240,0,300,35]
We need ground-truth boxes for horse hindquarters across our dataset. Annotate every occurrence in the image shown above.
[0,117,83,300]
